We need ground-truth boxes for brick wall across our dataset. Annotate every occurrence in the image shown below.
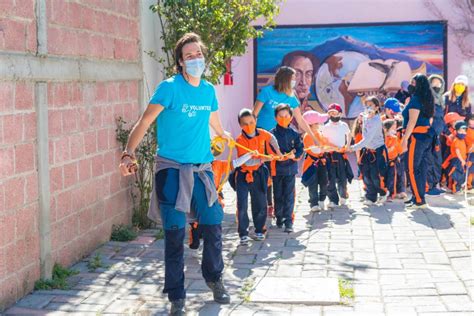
[0,0,142,310]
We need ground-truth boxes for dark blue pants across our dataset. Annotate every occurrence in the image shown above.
[426,136,442,189]
[273,174,296,226]
[327,152,349,204]
[406,133,433,204]
[449,158,465,192]
[236,166,268,237]
[360,147,388,202]
[155,168,224,301]
[302,159,328,207]
[386,158,405,197]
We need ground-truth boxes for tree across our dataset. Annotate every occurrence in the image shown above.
[149,0,281,84]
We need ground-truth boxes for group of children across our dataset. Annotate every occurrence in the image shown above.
[189,87,473,247]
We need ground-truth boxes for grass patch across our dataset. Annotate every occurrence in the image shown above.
[470,217,474,226]
[110,224,138,242]
[239,278,255,302]
[34,263,79,290]
[338,278,354,304]
[87,253,109,272]
[154,228,165,240]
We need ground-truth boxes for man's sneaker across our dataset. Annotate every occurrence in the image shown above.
[284,225,294,233]
[377,195,387,204]
[254,233,265,241]
[311,205,321,212]
[318,201,325,211]
[363,199,375,206]
[406,202,428,209]
[206,278,231,304]
[327,201,337,209]
[340,198,347,206]
[404,197,414,205]
[170,299,185,316]
[396,192,408,200]
[240,236,250,246]
[267,205,274,218]
[426,188,443,196]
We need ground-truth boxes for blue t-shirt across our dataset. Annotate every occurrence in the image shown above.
[149,74,218,163]
[256,85,299,131]
[402,95,431,129]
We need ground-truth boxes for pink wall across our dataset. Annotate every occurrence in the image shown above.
[215,0,473,136]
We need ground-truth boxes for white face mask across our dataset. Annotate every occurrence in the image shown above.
[184,58,205,78]
[291,80,297,89]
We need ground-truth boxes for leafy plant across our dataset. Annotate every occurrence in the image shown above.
[110,224,138,242]
[87,253,108,272]
[338,278,354,303]
[34,263,79,290]
[116,117,156,229]
[149,0,281,84]
[154,228,165,240]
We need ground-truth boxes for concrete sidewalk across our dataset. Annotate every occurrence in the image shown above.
[6,181,474,315]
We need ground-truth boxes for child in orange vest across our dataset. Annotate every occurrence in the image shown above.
[446,121,468,193]
[234,108,282,245]
[466,115,474,192]
[301,111,330,212]
[383,119,406,200]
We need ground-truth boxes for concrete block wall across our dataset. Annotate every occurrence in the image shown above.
[0,0,146,310]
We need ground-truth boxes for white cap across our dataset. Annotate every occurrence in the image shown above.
[454,75,468,86]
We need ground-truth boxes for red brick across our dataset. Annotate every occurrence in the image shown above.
[47,26,63,54]
[63,161,78,189]
[0,146,15,178]
[97,129,109,151]
[48,110,62,137]
[26,20,37,53]
[14,82,34,110]
[23,112,37,142]
[103,13,117,35]
[101,105,114,126]
[78,207,93,235]
[63,214,79,244]
[53,83,69,107]
[68,2,83,29]
[71,186,86,210]
[54,136,70,164]
[49,0,69,25]
[1,19,27,51]
[91,154,104,177]
[107,82,120,103]
[0,82,14,113]
[95,82,107,103]
[25,173,38,204]
[48,140,54,165]
[14,0,35,18]
[0,247,5,280]
[84,131,97,154]
[16,205,36,239]
[0,276,18,306]
[16,261,39,297]
[78,158,91,182]
[0,212,16,248]
[0,0,14,13]
[102,37,114,59]
[3,114,23,143]
[62,108,78,134]
[90,34,104,58]
[118,81,128,101]
[77,31,91,57]
[56,190,72,220]
[108,172,121,194]
[49,166,63,193]
[4,176,25,211]
[70,134,85,159]
[102,151,116,174]
[81,5,96,30]
[128,81,138,100]
[91,106,102,128]
[78,107,91,130]
[114,39,137,60]
[14,142,35,174]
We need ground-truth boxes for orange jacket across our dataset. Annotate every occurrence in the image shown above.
[235,128,275,182]
[466,128,474,152]
[451,137,467,161]
[385,135,402,161]
[302,131,326,173]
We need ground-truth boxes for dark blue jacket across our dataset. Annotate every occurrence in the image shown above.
[271,124,304,176]
[445,95,471,118]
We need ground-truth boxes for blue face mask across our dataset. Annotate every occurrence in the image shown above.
[457,133,466,140]
[184,58,205,78]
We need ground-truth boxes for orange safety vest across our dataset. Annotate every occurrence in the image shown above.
[442,137,467,169]
[385,135,402,161]
[302,131,326,173]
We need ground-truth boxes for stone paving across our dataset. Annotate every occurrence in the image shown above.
[5,181,474,315]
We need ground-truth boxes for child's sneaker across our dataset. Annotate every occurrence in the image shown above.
[318,201,325,211]
[364,199,375,206]
[284,224,294,233]
[327,201,337,209]
[339,198,347,206]
[396,192,408,200]
[276,217,284,228]
[310,205,321,212]
[240,236,251,246]
[254,233,265,241]
[377,195,387,204]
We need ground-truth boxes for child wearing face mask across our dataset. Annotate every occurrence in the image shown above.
[233,108,283,245]
[383,119,406,200]
[321,103,353,208]
[271,104,303,233]
[382,98,402,121]
[350,96,388,205]
[444,75,471,118]
[444,121,468,193]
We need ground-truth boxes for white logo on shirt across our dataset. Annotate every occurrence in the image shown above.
[181,104,211,117]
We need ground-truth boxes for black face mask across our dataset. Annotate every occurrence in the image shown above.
[407,84,416,95]
[432,86,441,94]
[330,116,341,123]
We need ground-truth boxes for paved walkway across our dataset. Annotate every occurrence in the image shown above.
[6,181,474,315]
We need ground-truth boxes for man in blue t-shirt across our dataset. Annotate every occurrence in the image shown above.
[119,33,230,315]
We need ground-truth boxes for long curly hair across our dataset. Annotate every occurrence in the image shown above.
[413,73,434,118]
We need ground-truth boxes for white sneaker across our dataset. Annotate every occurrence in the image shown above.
[318,201,325,211]
[364,200,375,206]
[377,195,387,203]
[311,205,321,212]
[327,201,337,209]
[240,236,251,246]
[340,198,347,206]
